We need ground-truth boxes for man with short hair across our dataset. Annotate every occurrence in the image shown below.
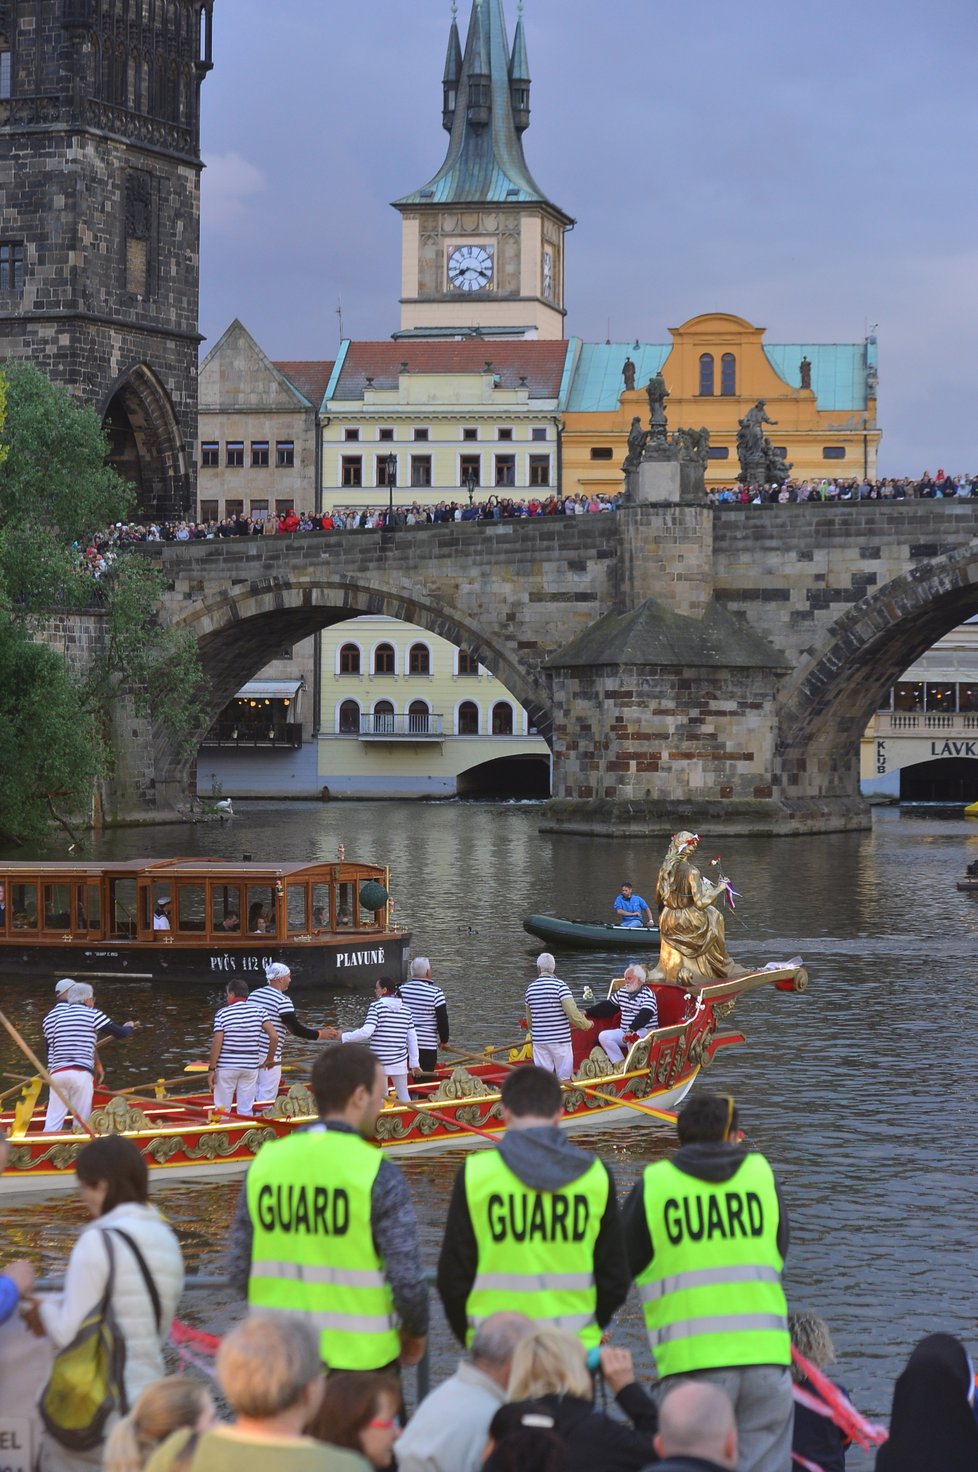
[644,1380,738,1471]
[624,1092,792,1472]
[437,1065,629,1349]
[228,1042,428,1373]
[395,1311,533,1472]
[401,955,450,1073]
[614,882,654,929]
[41,981,137,1132]
[524,952,590,1079]
[249,962,329,1102]
[207,977,277,1117]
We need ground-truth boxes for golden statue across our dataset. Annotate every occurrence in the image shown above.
[650,831,748,985]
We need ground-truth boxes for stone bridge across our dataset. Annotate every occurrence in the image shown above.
[135,500,978,834]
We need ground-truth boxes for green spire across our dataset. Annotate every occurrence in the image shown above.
[394,0,568,218]
[442,7,463,132]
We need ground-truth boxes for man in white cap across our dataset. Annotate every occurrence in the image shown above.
[248,963,329,1102]
[153,894,171,930]
[41,981,137,1131]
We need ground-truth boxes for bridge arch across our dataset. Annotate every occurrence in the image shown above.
[776,547,978,803]
[101,362,189,520]
[157,575,555,798]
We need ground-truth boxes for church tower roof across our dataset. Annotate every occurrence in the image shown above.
[394,0,571,222]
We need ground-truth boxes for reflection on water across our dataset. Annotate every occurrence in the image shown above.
[4,802,978,1460]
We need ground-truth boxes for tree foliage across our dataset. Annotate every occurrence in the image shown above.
[0,363,203,844]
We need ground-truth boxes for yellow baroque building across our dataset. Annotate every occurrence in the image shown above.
[562,313,881,492]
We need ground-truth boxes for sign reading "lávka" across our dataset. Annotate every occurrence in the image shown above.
[0,1417,32,1472]
[931,739,978,757]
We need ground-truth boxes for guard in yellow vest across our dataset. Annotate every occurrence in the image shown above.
[437,1066,629,1348]
[622,1092,792,1472]
[226,1042,428,1374]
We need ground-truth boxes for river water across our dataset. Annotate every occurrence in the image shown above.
[3,800,978,1461]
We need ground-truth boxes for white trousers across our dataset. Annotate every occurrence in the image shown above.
[386,1069,411,1103]
[531,1041,573,1079]
[43,1069,94,1133]
[256,1064,282,1102]
[599,1027,649,1064]
[213,1066,259,1116]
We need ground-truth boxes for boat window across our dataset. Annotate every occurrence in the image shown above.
[77,883,100,932]
[10,882,38,930]
[335,882,355,929]
[211,885,243,933]
[247,887,276,936]
[43,883,71,931]
[287,884,308,934]
[312,882,331,930]
[110,878,137,938]
[177,884,206,933]
[0,881,6,932]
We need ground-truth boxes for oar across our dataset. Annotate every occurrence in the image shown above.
[93,1083,220,1126]
[560,1076,677,1125]
[0,1007,95,1137]
[0,1073,38,1105]
[441,1040,530,1068]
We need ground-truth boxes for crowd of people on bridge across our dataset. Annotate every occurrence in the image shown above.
[709,470,978,505]
[2,983,976,1471]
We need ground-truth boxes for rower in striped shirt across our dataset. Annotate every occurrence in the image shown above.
[324,977,420,1103]
[400,956,450,1073]
[249,962,329,1104]
[42,979,137,1133]
[208,978,277,1117]
[599,964,659,1065]
[524,952,590,1079]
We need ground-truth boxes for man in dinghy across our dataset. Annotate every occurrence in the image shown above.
[614,882,654,930]
[41,980,138,1132]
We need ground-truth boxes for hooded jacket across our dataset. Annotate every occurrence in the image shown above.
[437,1123,629,1344]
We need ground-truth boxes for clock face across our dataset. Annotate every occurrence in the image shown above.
[447,244,494,292]
[543,248,554,300]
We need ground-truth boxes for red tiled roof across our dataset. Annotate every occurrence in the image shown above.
[273,361,334,409]
[331,340,571,401]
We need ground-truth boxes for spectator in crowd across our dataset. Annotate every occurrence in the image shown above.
[145,1313,366,1471]
[504,1328,658,1472]
[789,1311,850,1472]
[32,1136,184,1472]
[647,1379,738,1471]
[482,1401,565,1472]
[874,1332,978,1472]
[0,1131,34,1323]
[104,1376,216,1472]
[310,1371,401,1469]
[395,1311,533,1472]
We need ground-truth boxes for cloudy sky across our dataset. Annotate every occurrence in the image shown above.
[199,0,978,476]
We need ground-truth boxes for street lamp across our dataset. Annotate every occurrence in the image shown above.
[463,466,478,506]
[385,451,397,523]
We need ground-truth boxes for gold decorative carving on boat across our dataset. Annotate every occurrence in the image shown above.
[430,1068,493,1101]
[7,1141,83,1171]
[572,1049,616,1082]
[90,1098,153,1133]
[268,1083,316,1119]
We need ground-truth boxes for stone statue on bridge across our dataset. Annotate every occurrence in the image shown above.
[623,415,649,471]
[737,399,775,484]
[675,425,711,466]
[650,831,748,985]
[645,370,670,446]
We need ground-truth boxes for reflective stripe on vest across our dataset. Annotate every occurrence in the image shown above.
[463,1148,609,1348]
[246,1130,400,1371]
[635,1155,790,1377]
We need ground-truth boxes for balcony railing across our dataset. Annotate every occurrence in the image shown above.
[873,712,978,734]
[358,714,444,740]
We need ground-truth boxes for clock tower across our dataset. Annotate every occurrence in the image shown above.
[393,0,573,340]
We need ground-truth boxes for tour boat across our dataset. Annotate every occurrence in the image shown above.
[0,857,410,989]
[523,913,660,950]
[0,965,806,1195]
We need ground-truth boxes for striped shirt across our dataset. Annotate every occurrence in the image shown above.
[42,1002,99,1074]
[618,985,659,1031]
[248,984,296,1063]
[212,1000,268,1069]
[344,996,419,1071]
[524,975,573,1046]
[400,977,448,1050]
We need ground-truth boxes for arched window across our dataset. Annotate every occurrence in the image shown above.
[339,642,360,675]
[373,700,395,734]
[698,354,714,396]
[408,700,430,734]
[492,702,514,735]
[373,643,395,675]
[408,642,430,675]
[338,699,360,734]
[457,649,479,676]
[458,700,479,735]
[0,34,13,100]
[720,353,736,396]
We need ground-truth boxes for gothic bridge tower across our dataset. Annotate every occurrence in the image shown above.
[393,0,573,339]
[0,0,214,518]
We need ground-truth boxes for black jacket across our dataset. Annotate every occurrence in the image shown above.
[437,1124,630,1344]
[514,1387,657,1472]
